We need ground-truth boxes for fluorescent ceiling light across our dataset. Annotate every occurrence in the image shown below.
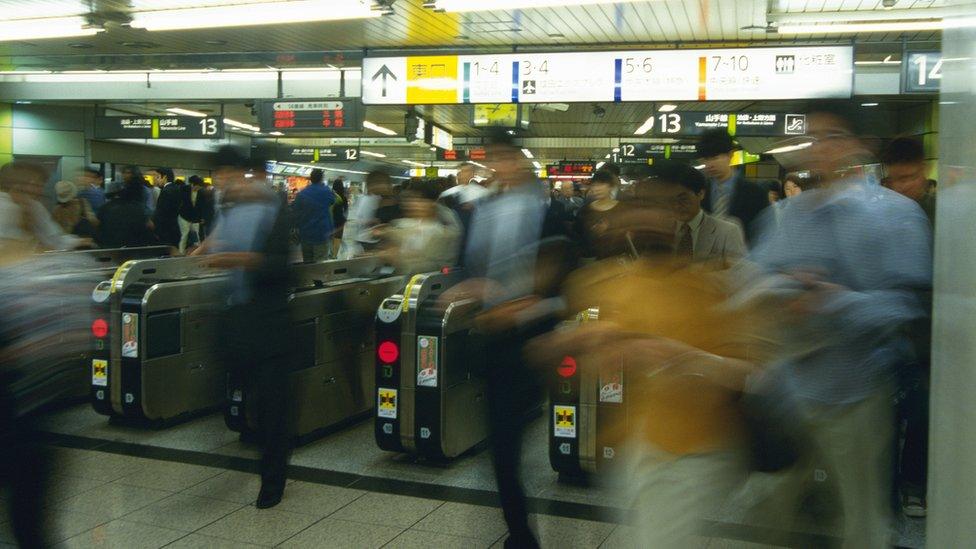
[860,102,879,107]
[855,54,900,66]
[521,148,534,159]
[0,17,104,42]
[634,116,655,135]
[166,107,208,117]
[364,120,397,136]
[402,160,428,167]
[532,161,542,169]
[467,161,488,169]
[130,0,382,31]
[224,118,260,132]
[658,104,677,112]
[283,162,368,175]
[427,0,639,13]
[360,150,387,158]
[778,20,944,34]
[765,142,813,155]
[269,131,284,136]
[694,164,705,170]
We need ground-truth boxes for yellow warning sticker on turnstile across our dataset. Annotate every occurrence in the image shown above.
[92,359,108,387]
[554,405,577,439]
[378,388,398,419]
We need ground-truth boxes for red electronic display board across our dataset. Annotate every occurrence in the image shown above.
[257,98,363,133]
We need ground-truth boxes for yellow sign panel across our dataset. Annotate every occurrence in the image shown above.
[92,359,108,387]
[553,405,577,438]
[377,388,397,419]
[406,55,458,104]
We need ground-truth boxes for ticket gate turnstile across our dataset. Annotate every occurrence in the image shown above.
[91,256,229,422]
[12,247,172,412]
[226,257,407,443]
[547,307,632,478]
[374,270,490,459]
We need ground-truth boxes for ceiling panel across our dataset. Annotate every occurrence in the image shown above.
[0,0,943,71]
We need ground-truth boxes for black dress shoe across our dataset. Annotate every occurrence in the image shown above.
[255,483,284,509]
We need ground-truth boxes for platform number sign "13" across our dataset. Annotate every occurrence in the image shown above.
[198,118,219,136]
[905,52,943,93]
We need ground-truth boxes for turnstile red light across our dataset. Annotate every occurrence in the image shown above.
[378,340,399,363]
[91,318,109,338]
[557,356,577,378]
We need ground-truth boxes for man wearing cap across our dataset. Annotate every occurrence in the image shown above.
[696,129,769,244]
[52,181,98,239]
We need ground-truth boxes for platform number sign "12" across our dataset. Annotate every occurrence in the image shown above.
[345,148,358,160]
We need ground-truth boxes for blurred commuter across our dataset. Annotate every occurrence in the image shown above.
[338,170,401,258]
[575,169,631,260]
[97,170,158,249]
[292,168,336,263]
[883,137,936,225]
[331,178,348,259]
[441,130,566,548]
[52,180,99,239]
[75,167,106,213]
[554,181,583,217]
[783,173,803,198]
[440,163,490,207]
[192,146,293,509]
[526,165,765,546]
[647,161,746,269]
[882,137,934,518]
[382,179,461,273]
[151,167,183,249]
[192,176,216,241]
[0,240,99,547]
[741,105,932,547]
[697,129,769,243]
[178,175,203,253]
[766,181,783,205]
[0,161,86,251]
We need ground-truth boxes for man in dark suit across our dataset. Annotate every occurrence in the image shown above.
[150,167,183,248]
[696,129,769,243]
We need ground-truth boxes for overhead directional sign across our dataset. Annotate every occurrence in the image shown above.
[630,112,806,138]
[256,98,363,133]
[276,146,360,163]
[614,143,699,164]
[362,46,853,105]
[94,115,224,139]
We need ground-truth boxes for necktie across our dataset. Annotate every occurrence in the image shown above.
[677,223,693,259]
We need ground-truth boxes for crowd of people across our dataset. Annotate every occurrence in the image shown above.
[0,101,937,547]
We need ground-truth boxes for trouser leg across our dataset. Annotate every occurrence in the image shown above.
[486,332,538,546]
[808,390,894,549]
[898,367,928,498]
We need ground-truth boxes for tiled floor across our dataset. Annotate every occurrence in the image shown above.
[13,404,926,549]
